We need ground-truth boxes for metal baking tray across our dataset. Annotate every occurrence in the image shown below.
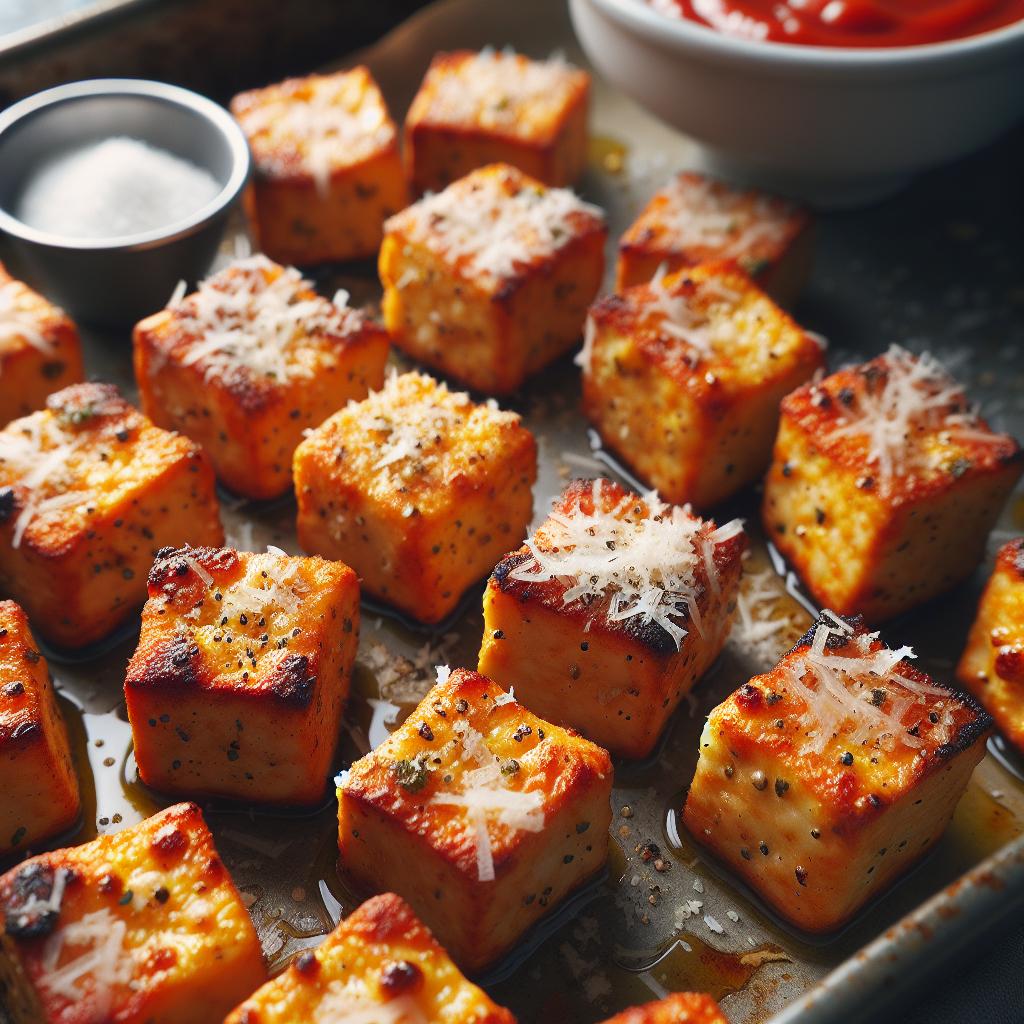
[8,0,1024,1021]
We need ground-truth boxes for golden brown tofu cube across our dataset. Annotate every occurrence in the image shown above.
[957,538,1024,752]
[380,162,606,395]
[0,266,83,426]
[133,254,389,501]
[405,50,590,194]
[762,345,1023,622]
[684,612,990,933]
[479,478,746,758]
[616,172,813,306]
[226,893,516,1024]
[0,802,265,1024]
[598,993,728,1024]
[0,383,223,650]
[230,67,408,265]
[294,371,537,625]
[0,601,80,855]
[125,545,359,805]
[337,668,612,974]
[582,262,824,509]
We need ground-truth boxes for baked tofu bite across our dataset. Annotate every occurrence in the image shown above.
[405,49,590,194]
[763,345,1023,622]
[226,893,515,1024]
[230,67,407,265]
[684,612,990,933]
[294,371,537,624]
[337,668,612,974]
[380,162,606,395]
[133,254,389,501]
[125,545,359,805]
[0,601,80,856]
[0,802,264,1024]
[957,538,1024,752]
[0,266,83,427]
[598,993,728,1024]
[616,172,812,305]
[581,262,824,509]
[479,479,745,759]
[0,383,223,650]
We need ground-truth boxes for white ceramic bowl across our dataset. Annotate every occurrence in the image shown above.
[570,0,1024,205]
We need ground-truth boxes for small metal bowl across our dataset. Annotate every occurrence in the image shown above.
[0,79,250,327]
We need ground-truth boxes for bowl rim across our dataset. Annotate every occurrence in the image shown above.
[587,0,1024,67]
[0,78,251,252]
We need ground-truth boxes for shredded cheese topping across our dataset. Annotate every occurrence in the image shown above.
[430,719,545,882]
[387,166,602,285]
[781,611,957,756]
[733,569,790,647]
[0,280,56,363]
[509,479,743,650]
[825,344,1004,488]
[166,255,362,384]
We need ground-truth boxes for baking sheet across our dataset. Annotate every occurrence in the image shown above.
[7,1,1024,1022]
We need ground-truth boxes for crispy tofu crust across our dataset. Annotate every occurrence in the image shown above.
[0,265,83,427]
[405,51,590,193]
[226,893,516,1024]
[338,669,612,973]
[231,67,407,264]
[957,538,1024,751]
[582,261,824,508]
[0,803,265,1024]
[762,350,1023,620]
[479,478,745,757]
[0,600,80,855]
[125,545,359,805]
[0,383,223,649]
[616,172,812,305]
[133,256,389,500]
[380,163,605,394]
[294,371,537,624]
[684,614,990,932]
[598,993,728,1024]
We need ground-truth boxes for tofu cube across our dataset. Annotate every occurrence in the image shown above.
[582,262,825,509]
[134,254,389,501]
[0,383,223,650]
[380,162,606,395]
[230,67,408,265]
[125,545,359,805]
[479,478,746,758]
[294,371,537,625]
[616,172,813,305]
[337,668,612,974]
[598,994,728,1024]
[683,613,991,933]
[405,50,590,194]
[0,265,83,426]
[762,345,1023,622]
[0,600,80,855]
[0,802,265,1024]
[226,893,515,1024]
[957,538,1024,752]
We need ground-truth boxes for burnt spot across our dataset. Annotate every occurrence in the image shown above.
[492,551,535,595]
[270,654,316,708]
[793,613,864,653]
[148,546,237,591]
[2,862,66,939]
[380,960,423,996]
[127,635,199,691]
[736,683,762,711]
[294,950,319,976]
[151,824,189,860]
[0,487,16,523]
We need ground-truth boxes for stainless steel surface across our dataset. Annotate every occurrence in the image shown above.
[3,2,1022,1022]
[0,78,250,325]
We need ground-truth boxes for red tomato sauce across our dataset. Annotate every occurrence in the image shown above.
[650,0,1024,46]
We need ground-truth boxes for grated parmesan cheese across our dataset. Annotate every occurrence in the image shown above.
[166,255,363,385]
[783,613,956,756]
[509,479,743,650]
[387,165,603,286]
[0,280,56,364]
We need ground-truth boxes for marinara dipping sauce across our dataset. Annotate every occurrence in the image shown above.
[650,0,1024,46]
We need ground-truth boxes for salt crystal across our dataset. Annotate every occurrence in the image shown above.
[17,137,221,240]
